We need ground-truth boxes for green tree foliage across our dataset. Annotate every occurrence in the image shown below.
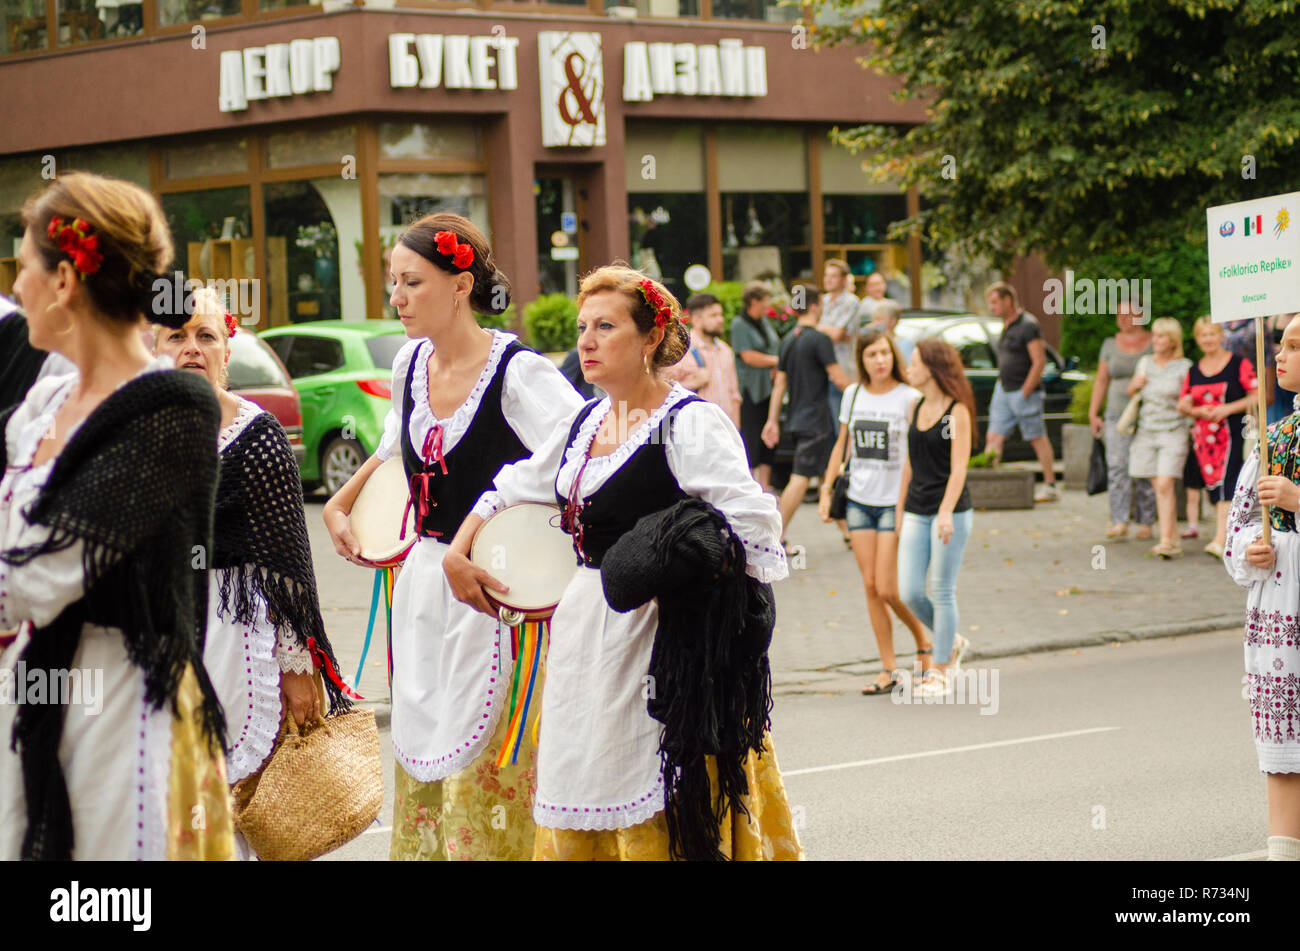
[523,293,578,352]
[814,0,1300,271]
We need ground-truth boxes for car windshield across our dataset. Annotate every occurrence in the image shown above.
[228,334,289,389]
[365,334,406,370]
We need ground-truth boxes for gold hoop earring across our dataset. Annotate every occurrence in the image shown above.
[46,301,74,336]
[643,353,651,375]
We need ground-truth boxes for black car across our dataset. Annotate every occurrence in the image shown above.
[893,310,1087,461]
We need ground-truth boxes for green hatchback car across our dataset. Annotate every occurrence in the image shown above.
[261,320,408,495]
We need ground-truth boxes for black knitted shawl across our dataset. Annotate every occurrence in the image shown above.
[213,409,350,714]
[600,498,775,861]
[0,369,225,861]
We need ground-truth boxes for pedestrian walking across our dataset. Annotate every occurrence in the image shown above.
[869,301,916,367]
[731,281,781,490]
[897,338,975,699]
[155,288,353,859]
[445,266,800,861]
[817,258,862,420]
[762,285,851,540]
[1126,318,1193,558]
[664,292,741,427]
[817,328,931,695]
[1223,314,1300,861]
[983,281,1059,501]
[0,171,233,860]
[1089,302,1156,541]
[323,213,582,860]
[1179,316,1257,559]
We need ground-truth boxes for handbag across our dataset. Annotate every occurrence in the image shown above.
[231,675,382,861]
[1086,437,1108,495]
[827,385,861,521]
[1116,356,1148,436]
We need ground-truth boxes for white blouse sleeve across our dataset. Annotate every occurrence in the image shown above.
[501,351,585,451]
[1224,448,1276,586]
[375,337,422,462]
[472,401,588,520]
[0,527,87,631]
[665,400,789,583]
[273,625,315,674]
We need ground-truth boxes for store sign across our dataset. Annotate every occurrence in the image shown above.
[218,36,340,113]
[538,32,605,148]
[622,39,766,102]
[388,33,520,90]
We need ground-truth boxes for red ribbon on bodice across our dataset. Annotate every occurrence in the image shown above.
[401,424,450,541]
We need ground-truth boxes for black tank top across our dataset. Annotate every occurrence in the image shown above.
[554,394,703,567]
[904,396,972,516]
[400,337,529,539]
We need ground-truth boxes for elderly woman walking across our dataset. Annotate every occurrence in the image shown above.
[1126,318,1193,558]
[1089,303,1155,541]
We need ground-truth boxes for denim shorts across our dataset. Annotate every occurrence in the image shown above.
[846,499,896,532]
[988,384,1047,441]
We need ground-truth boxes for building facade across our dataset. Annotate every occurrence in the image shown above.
[0,0,927,327]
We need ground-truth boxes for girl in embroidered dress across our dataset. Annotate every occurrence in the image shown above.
[155,288,350,859]
[445,265,803,860]
[323,214,581,860]
[1223,315,1300,862]
[0,172,233,860]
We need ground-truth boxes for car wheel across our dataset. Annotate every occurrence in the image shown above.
[321,436,365,497]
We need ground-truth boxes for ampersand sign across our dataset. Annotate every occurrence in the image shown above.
[558,51,597,127]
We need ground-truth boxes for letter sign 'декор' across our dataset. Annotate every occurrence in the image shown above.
[219,36,340,112]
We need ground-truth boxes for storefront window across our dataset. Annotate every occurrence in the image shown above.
[163,138,248,179]
[820,135,910,285]
[157,0,238,25]
[62,144,150,185]
[717,125,807,282]
[378,122,480,161]
[265,178,363,324]
[259,0,312,9]
[3,0,50,52]
[0,154,47,249]
[625,123,705,298]
[379,173,488,233]
[823,194,906,245]
[160,186,255,320]
[603,0,699,16]
[267,125,356,170]
[711,0,799,21]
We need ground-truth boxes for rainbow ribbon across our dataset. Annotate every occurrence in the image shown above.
[357,566,396,701]
[496,618,547,767]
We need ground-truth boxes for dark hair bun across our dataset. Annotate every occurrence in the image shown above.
[471,267,511,316]
[654,320,689,369]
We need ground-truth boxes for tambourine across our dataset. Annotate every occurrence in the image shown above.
[349,456,415,568]
[469,503,577,625]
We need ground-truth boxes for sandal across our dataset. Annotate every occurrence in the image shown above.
[1134,526,1153,540]
[1203,541,1225,558]
[1150,541,1182,559]
[1105,524,1129,540]
[1180,525,1200,539]
[862,670,900,696]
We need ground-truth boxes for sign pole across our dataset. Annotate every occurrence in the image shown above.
[1257,317,1272,545]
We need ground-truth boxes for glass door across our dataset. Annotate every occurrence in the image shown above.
[534,171,586,297]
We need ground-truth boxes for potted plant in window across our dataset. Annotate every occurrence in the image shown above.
[296,222,338,289]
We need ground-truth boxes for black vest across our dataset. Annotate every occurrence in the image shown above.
[401,338,529,539]
[554,394,703,567]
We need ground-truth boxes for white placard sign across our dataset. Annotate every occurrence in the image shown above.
[538,32,605,148]
[219,36,340,113]
[1206,192,1300,322]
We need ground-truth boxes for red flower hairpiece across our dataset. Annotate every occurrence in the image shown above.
[637,278,673,329]
[224,311,239,338]
[46,216,103,279]
[434,230,475,270]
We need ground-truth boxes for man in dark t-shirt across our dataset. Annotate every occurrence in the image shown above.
[0,297,48,413]
[985,281,1058,502]
[762,285,850,536]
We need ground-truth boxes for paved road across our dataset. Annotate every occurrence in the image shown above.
[322,629,1264,861]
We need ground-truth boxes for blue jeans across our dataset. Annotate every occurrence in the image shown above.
[898,509,974,664]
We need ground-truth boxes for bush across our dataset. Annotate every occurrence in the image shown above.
[476,303,514,332]
[705,281,746,335]
[1058,240,1209,371]
[522,294,578,353]
[1068,375,1095,425]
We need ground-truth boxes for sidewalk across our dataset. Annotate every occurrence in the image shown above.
[768,486,1245,694]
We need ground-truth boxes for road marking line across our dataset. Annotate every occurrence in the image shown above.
[362,825,392,836]
[781,727,1120,777]
[1208,849,1267,861]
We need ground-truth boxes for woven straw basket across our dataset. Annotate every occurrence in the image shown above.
[232,697,382,861]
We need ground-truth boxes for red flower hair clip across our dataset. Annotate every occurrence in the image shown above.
[46,216,103,279]
[224,311,239,338]
[637,278,673,329]
[434,230,475,270]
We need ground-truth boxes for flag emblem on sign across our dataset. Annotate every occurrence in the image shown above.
[1219,221,1235,237]
[1245,214,1263,236]
[1276,208,1290,239]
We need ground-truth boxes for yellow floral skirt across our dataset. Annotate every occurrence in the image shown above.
[390,694,540,861]
[168,663,236,861]
[534,735,803,861]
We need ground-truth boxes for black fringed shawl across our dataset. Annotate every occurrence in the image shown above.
[212,410,350,714]
[0,369,225,861]
[600,498,775,861]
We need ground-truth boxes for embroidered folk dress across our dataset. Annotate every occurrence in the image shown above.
[1224,412,1300,773]
[0,366,233,860]
[375,331,581,860]
[473,383,804,860]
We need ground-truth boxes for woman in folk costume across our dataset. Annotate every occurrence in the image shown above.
[445,265,803,861]
[323,214,581,860]
[0,172,232,860]
[154,288,353,859]
[1223,315,1300,862]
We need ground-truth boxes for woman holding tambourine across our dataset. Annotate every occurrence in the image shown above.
[323,214,580,861]
[444,265,803,861]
